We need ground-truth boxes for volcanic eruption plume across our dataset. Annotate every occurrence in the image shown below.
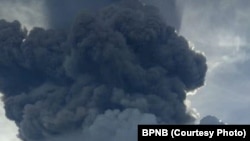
[0,0,207,140]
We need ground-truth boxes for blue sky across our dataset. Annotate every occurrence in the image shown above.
[179,0,250,124]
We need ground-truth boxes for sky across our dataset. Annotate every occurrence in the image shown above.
[0,0,249,140]
[0,94,19,141]
[179,0,250,124]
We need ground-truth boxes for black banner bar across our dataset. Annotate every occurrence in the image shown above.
[138,125,250,141]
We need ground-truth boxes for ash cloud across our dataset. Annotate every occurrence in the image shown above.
[142,0,182,31]
[44,0,119,29]
[44,0,182,30]
[200,115,225,125]
[49,109,157,141]
[0,0,207,141]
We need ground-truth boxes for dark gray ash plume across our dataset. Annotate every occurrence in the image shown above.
[142,0,183,31]
[200,115,225,125]
[44,0,120,29]
[45,0,182,30]
[0,0,207,140]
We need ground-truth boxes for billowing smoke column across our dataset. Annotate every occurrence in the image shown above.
[44,0,119,29]
[44,0,182,30]
[200,115,225,125]
[142,0,182,31]
[0,0,207,141]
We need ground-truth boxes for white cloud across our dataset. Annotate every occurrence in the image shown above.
[180,0,250,124]
[0,94,20,141]
[81,109,157,141]
[0,0,47,30]
[46,109,157,141]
